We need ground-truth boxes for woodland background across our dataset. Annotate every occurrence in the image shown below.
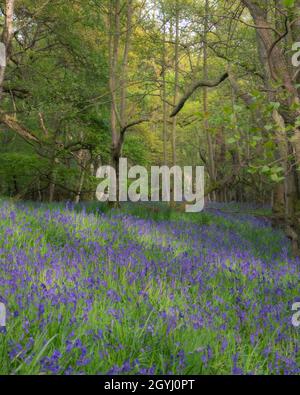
[1,0,300,252]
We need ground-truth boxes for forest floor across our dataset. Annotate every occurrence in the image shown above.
[0,199,299,374]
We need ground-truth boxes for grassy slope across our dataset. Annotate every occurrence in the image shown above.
[0,199,299,375]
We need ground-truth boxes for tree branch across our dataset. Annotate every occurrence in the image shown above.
[0,112,41,144]
[120,118,149,136]
[170,72,229,117]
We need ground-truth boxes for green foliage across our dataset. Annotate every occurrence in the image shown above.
[0,0,296,206]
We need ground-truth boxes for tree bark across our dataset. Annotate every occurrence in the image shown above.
[203,0,216,201]
[171,0,179,166]
[0,0,15,99]
[162,6,168,165]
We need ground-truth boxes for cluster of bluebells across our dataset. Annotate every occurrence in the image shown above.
[0,199,299,375]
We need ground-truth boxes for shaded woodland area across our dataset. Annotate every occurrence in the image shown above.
[1,0,300,252]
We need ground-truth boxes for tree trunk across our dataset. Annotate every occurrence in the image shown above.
[162,7,168,165]
[203,0,216,201]
[171,1,179,166]
[0,0,15,100]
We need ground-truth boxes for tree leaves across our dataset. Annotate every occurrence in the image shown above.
[282,0,295,8]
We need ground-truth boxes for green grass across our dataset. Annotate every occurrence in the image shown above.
[0,199,298,375]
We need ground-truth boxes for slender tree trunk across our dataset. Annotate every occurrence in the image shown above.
[271,110,289,225]
[120,0,133,127]
[74,139,89,204]
[162,8,168,165]
[108,0,121,205]
[37,178,42,202]
[215,126,226,201]
[75,169,86,204]
[0,0,15,100]
[48,157,58,203]
[48,131,59,203]
[108,1,134,206]
[172,1,179,166]
[203,0,216,201]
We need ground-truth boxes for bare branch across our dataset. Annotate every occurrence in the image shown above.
[120,118,149,136]
[0,112,41,143]
[170,72,229,118]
